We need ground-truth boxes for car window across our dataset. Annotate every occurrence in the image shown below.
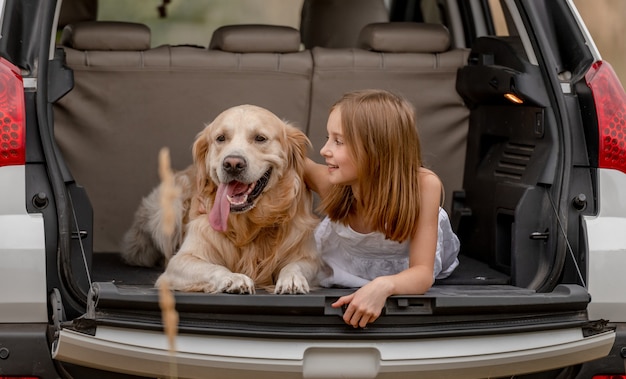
[97,0,304,48]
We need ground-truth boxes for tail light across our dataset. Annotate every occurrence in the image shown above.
[585,60,626,173]
[0,58,25,167]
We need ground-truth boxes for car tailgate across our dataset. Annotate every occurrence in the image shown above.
[51,282,615,378]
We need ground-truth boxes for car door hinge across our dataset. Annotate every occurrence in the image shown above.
[49,288,66,339]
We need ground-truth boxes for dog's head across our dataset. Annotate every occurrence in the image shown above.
[193,104,310,232]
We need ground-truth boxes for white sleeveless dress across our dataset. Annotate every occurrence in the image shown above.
[314,207,460,288]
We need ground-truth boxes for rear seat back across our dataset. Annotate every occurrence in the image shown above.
[54,21,469,252]
[54,22,313,252]
[307,22,470,210]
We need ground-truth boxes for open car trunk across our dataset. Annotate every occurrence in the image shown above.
[46,2,616,378]
[72,281,597,338]
[51,275,613,379]
[51,253,613,378]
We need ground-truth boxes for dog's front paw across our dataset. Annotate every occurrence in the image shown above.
[275,271,310,294]
[209,273,255,294]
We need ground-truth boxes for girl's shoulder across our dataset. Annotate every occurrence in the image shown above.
[419,167,437,176]
[418,167,444,206]
[418,167,442,187]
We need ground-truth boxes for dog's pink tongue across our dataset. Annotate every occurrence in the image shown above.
[209,183,229,232]
[209,182,248,232]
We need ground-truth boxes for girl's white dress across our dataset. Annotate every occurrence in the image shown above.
[314,207,460,288]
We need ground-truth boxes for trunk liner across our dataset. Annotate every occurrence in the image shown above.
[91,252,511,286]
[73,280,594,340]
[82,253,593,340]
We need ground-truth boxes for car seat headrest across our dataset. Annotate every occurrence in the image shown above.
[358,22,450,53]
[60,21,151,51]
[209,25,301,53]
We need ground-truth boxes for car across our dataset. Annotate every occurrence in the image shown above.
[1,0,625,378]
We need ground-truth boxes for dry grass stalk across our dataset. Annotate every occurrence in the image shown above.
[159,147,176,236]
[158,277,179,379]
[158,148,179,378]
[159,147,179,261]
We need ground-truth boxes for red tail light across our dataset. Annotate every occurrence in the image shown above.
[0,58,25,167]
[585,60,626,173]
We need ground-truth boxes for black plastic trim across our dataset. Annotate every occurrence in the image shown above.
[83,311,594,340]
[0,324,61,378]
[90,282,590,316]
[65,282,598,340]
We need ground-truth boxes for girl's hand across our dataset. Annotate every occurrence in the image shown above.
[332,277,394,328]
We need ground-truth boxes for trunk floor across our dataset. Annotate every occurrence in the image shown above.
[91,252,510,287]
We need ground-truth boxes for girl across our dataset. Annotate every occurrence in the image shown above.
[305,89,460,328]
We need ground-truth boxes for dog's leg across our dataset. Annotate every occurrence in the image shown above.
[274,256,319,294]
[157,252,256,293]
[156,224,256,294]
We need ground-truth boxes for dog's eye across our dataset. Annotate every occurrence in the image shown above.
[254,135,267,143]
[216,135,225,142]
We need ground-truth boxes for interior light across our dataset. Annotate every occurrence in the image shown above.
[504,92,524,104]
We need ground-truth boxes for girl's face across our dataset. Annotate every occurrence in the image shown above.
[320,108,358,187]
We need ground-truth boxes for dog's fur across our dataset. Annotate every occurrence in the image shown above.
[121,105,320,294]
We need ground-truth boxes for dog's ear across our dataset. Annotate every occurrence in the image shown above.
[285,123,311,175]
[192,126,211,194]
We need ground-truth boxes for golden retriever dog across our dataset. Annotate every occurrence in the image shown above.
[121,105,320,294]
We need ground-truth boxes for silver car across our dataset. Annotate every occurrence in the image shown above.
[0,0,623,378]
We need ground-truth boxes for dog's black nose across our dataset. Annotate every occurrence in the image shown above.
[223,155,247,175]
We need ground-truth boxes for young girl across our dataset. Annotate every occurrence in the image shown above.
[305,89,460,328]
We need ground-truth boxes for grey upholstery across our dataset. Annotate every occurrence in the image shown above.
[209,24,301,53]
[54,21,468,252]
[55,23,313,252]
[358,22,451,53]
[307,23,470,210]
[60,21,151,51]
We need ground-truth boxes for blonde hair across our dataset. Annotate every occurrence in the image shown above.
[320,89,423,242]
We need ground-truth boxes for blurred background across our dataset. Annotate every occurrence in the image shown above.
[97,0,626,86]
[575,0,626,86]
[97,0,303,48]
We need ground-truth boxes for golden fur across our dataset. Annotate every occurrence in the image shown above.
[121,105,320,294]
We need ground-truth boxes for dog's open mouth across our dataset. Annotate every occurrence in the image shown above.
[209,168,272,232]
[226,168,271,212]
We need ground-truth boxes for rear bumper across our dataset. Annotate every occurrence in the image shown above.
[53,325,615,379]
[576,322,626,378]
[587,168,626,322]
[0,165,47,323]
[0,324,62,379]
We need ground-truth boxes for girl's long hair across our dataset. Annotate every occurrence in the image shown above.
[320,89,423,242]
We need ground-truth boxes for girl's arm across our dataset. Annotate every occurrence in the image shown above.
[332,170,442,328]
[304,157,332,197]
